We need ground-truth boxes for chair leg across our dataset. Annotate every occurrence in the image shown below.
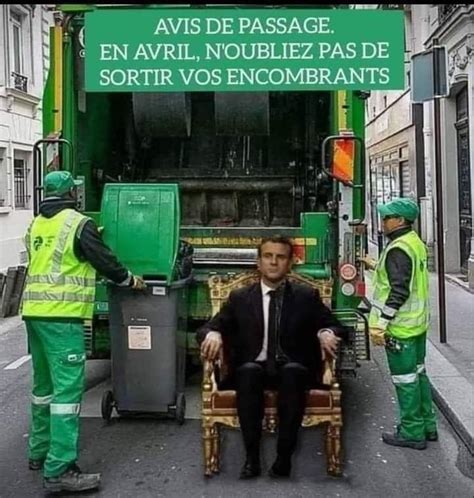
[211,424,220,474]
[325,423,343,477]
[202,423,214,477]
[325,424,334,475]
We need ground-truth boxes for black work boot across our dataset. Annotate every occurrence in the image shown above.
[382,432,426,450]
[28,459,44,471]
[44,466,101,493]
[426,431,439,442]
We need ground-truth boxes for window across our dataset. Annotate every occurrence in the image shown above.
[400,160,410,197]
[0,149,8,208]
[14,158,29,209]
[9,7,31,92]
[10,11,23,75]
[369,155,406,240]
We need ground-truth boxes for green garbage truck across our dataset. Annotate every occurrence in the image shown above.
[36,4,370,376]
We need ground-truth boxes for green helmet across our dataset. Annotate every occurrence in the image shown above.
[377,198,419,222]
[44,171,82,197]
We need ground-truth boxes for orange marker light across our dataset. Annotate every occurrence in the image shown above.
[331,138,355,184]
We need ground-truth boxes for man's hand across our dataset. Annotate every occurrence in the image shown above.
[131,275,146,290]
[369,327,386,346]
[318,329,341,360]
[200,331,223,361]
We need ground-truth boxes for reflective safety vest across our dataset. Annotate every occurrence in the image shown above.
[369,230,430,339]
[21,208,96,319]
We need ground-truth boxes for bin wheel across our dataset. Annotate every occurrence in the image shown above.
[101,390,114,422]
[175,393,186,425]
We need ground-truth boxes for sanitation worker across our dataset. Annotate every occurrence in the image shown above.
[21,170,146,493]
[368,197,437,450]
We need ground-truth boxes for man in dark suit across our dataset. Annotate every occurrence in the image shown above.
[197,236,346,479]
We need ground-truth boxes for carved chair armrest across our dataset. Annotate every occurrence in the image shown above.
[202,358,218,393]
[201,344,230,396]
[322,357,338,388]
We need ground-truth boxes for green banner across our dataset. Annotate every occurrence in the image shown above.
[85,8,405,92]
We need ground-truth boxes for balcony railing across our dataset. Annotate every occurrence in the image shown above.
[11,71,28,93]
[438,4,469,25]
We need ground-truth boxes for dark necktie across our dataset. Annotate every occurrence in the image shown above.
[266,290,278,376]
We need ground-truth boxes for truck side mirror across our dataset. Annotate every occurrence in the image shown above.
[321,134,365,189]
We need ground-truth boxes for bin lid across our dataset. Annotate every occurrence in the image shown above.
[101,183,180,284]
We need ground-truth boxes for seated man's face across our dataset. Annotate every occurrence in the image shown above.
[257,242,293,284]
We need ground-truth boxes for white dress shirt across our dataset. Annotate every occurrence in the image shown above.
[255,281,274,361]
[254,280,336,362]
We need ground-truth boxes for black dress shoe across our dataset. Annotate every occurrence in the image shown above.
[239,459,261,479]
[29,459,44,471]
[269,455,292,478]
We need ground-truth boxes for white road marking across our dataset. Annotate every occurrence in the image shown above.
[4,355,31,370]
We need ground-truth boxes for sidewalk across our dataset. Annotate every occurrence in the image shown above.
[427,274,474,455]
[365,268,474,455]
[429,274,474,384]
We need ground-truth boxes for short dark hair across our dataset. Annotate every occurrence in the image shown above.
[257,236,294,259]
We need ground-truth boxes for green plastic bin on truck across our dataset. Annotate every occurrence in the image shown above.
[100,183,188,423]
[100,183,180,283]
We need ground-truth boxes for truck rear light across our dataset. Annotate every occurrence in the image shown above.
[341,282,355,296]
[292,240,305,265]
[340,263,357,281]
[355,280,366,297]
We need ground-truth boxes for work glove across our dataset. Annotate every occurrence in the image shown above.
[360,254,377,270]
[369,327,386,347]
[131,275,146,290]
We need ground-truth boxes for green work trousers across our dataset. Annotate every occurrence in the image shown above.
[25,319,85,478]
[386,332,437,441]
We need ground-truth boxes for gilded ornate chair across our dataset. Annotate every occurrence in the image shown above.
[201,271,343,478]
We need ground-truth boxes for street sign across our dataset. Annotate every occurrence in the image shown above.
[411,42,449,343]
[411,46,447,103]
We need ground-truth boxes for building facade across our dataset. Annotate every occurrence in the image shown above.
[365,4,474,289]
[0,5,53,272]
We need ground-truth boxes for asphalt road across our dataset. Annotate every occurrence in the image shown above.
[1,317,473,498]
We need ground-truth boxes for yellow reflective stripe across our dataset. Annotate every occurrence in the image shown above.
[27,275,95,287]
[25,224,32,261]
[51,210,82,274]
[382,305,397,317]
[392,315,428,327]
[76,217,89,238]
[371,300,383,311]
[391,373,417,384]
[373,299,427,315]
[50,403,81,415]
[399,298,428,313]
[416,364,425,374]
[23,291,95,303]
[32,394,53,405]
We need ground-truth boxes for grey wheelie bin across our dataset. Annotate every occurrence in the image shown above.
[99,183,191,423]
